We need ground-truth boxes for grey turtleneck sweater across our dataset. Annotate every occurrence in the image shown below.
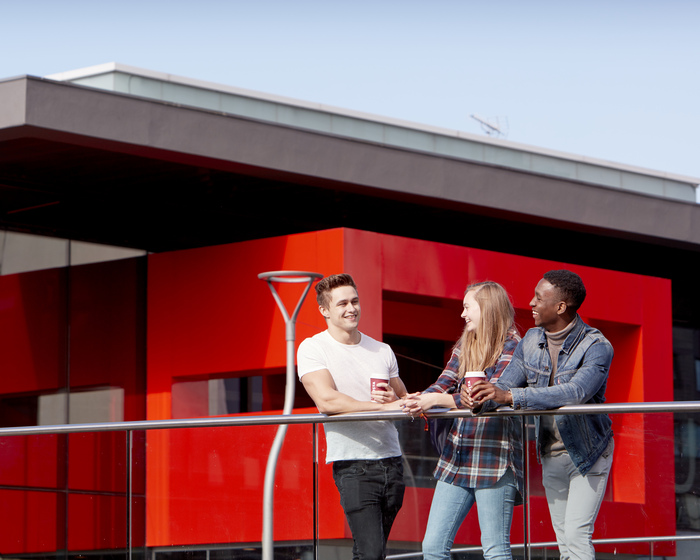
[541,317,577,456]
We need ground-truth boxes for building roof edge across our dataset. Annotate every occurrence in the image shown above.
[43,63,700,187]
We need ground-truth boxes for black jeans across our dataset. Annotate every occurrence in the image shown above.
[332,457,405,560]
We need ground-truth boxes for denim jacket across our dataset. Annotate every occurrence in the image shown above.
[494,315,614,475]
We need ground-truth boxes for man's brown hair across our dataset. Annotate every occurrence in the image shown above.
[316,273,358,308]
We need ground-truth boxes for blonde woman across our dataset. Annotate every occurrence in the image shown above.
[402,281,522,560]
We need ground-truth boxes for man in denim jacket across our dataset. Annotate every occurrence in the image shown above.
[468,270,614,560]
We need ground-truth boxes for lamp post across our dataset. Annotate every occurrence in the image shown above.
[258,270,322,560]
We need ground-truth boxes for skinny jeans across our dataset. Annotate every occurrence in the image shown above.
[332,457,405,560]
[422,469,517,560]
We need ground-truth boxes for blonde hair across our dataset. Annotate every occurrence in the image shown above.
[457,281,515,378]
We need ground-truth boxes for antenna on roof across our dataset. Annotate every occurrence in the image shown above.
[470,114,508,138]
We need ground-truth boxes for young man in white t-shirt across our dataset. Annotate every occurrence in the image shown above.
[297,273,408,560]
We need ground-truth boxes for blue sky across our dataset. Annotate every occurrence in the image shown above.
[3,0,699,181]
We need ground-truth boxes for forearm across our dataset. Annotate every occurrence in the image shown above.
[301,369,398,415]
[508,355,611,410]
[423,392,458,410]
[314,391,386,415]
[423,382,460,408]
[510,381,590,410]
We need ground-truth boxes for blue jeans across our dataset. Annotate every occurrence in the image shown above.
[332,457,405,560]
[542,440,614,560]
[422,469,517,560]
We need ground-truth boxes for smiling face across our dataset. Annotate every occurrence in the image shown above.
[461,289,481,333]
[321,285,361,335]
[529,278,567,332]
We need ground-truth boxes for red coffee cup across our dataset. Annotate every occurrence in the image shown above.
[463,371,486,394]
[370,377,389,401]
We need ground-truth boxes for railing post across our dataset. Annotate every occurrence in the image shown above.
[522,415,531,560]
[258,271,322,560]
[312,422,319,560]
[127,429,133,560]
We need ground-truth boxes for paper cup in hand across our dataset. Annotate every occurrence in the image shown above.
[463,371,486,395]
[370,377,389,401]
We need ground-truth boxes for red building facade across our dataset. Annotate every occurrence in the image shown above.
[0,228,674,557]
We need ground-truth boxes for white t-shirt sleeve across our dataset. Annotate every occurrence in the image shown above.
[297,337,326,379]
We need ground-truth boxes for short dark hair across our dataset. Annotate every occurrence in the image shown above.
[316,273,357,308]
[543,270,586,311]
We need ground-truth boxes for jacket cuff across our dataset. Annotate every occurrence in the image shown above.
[510,388,524,410]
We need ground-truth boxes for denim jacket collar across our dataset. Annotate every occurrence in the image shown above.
[536,314,585,355]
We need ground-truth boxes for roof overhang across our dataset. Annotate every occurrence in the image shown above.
[1,75,699,254]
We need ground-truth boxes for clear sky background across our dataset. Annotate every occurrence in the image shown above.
[3,0,699,182]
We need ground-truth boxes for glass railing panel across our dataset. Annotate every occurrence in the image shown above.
[0,429,137,560]
[0,487,67,559]
[672,410,700,559]
[2,405,700,560]
[67,490,129,556]
[147,421,315,560]
[521,415,553,558]
[599,411,675,557]
[0,432,67,560]
[61,429,144,560]
[390,414,527,560]
[394,415,439,558]
[314,415,426,559]
[381,407,700,560]
[519,409,700,560]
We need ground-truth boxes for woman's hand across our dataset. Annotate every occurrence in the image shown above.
[461,380,478,409]
[401,393,437,416]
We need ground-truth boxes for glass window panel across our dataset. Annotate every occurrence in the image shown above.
[68,387,125,423]
[172,374,279,418]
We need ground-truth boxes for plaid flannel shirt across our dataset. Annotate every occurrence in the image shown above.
[424,328,523,490]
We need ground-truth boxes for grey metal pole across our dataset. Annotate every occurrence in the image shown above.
[258,271,322,560]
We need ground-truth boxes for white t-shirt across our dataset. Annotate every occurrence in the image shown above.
[297,330,402,463]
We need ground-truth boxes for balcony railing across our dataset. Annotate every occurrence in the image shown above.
[0,401,699,560]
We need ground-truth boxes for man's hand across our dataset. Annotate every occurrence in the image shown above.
[371,382,397,404]
[463,380,512,409]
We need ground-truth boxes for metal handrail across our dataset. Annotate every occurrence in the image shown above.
[0,400,698,437]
